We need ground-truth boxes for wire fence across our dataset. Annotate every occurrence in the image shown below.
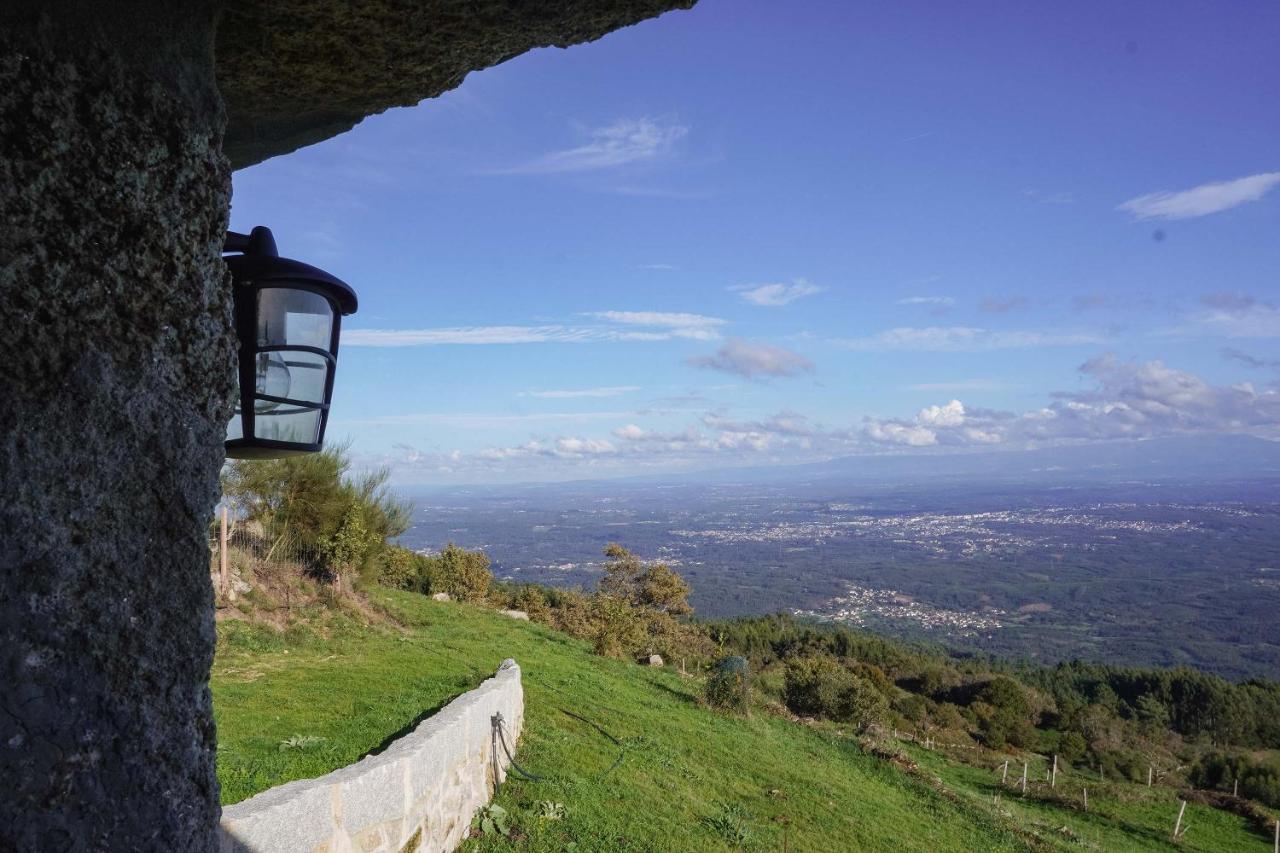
[210,505,324,604]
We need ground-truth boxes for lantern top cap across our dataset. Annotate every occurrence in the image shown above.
[224,226,358,315]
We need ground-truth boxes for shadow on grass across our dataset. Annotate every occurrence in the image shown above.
[359,695,458,759]
[647,678,700,706]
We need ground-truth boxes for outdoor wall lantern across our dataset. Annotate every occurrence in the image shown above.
[223,226,358,458]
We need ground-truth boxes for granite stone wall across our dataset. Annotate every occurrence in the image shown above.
[218,660,525,853]
[0,5,233,848]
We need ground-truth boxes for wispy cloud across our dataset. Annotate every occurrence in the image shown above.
[497,118,688,174]
[1197,292,1280,338]
[339,411,629,428]
[587,310,727,341]
[343,326,592,347]
[1119,171,1280,220]
[1222,348,1280,370]
[687,339,814,379]
[347,311,729,348]
[522,386,641,399]
[731,279,825,307]
[836,326,1101,352]
[897,296,954,307]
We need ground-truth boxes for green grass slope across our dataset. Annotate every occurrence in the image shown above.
[212,590,1274,851]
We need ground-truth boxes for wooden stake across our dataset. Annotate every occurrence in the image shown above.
[1234,777,1238,797]
[1083,787,1088,811]
[1173,800,1187,840]
[1273,818,1277,853]
[219,504,229,600]
[1052,754,1058,788]
[1001,760,1009,784]
[1148,765,1153,787]
[1021,762,1028,794]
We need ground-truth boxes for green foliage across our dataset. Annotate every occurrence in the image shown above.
[1191,751,1280,807]
[377,546,419,590]
[705,656,751,714]
[318,501,378,589]
[701,803,753,847]
[222,443,410,583]
[471,803,510,837]
[420,543,493,603]
[783,656,888,728]
[590,593,646,659]
[973,677,1035,748]
[534,801,565,821]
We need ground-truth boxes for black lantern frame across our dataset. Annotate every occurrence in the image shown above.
[224,226,358,459]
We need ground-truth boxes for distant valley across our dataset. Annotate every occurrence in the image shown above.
[398,436,1280,681]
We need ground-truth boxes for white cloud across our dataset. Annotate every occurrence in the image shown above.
[917,399,966,427]
[1119,171,1280,220]
[523,386,640,399]
[343,325,592,347]
[864,356,1280,448]
[554,437,616,456]
[687,339,815,379]
[732,279,825,307]
[865,421,937,447]
[897,296,954,306]
[837,326,1101,352]
[502,118,687,174]
[370,356,1280,484]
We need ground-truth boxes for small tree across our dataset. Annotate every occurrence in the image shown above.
[600,543,693,615]
[705,656,751,714]
[318,502,378,592]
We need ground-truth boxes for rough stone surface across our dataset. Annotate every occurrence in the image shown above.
[0,4,233,850]
[499,609,530,621]
[432,592,453,602]
[646,654,665,667]
[217,0,698,169]
[219,660,524,853]
[1,1,692,849]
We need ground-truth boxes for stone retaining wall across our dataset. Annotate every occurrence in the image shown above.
[218,659,524,853]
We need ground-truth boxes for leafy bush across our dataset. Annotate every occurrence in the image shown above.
[784,656,888,727]
[417,543,492,602]
[377,546,418,590]
[705,656,751,714]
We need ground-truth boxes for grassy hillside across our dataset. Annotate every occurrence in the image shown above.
[212,590,1275,851]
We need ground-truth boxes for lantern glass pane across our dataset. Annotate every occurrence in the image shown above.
[253,407,322,445]
[257,288,334,351]
[226,412,243,442]
[276,350,330,404]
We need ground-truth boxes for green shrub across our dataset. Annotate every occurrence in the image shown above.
[784,656,888,727]
[705,656,751,714]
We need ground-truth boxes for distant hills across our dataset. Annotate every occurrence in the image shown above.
[655,434,1280,489]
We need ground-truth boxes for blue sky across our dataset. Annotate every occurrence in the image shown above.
[230,0,1280,484]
